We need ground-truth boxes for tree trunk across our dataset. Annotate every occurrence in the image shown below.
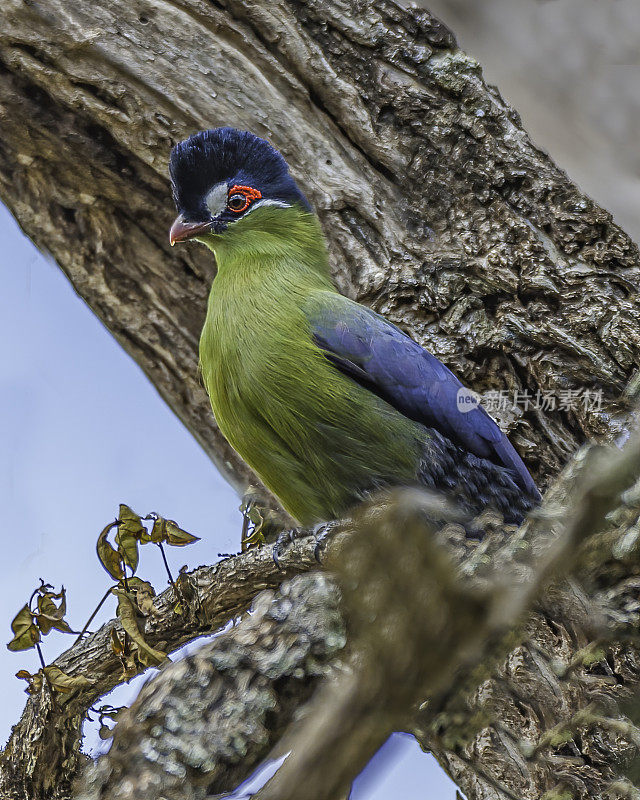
[1,1,640,798]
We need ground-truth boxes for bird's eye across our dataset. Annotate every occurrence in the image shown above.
[227,184,262,214]
[228,193,249,212]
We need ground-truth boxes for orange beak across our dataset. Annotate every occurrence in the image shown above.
[169,216,214,246]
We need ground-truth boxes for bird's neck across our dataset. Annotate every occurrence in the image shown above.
[204,205,334,293]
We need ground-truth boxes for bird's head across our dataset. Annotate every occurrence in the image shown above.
[168,128,311,246]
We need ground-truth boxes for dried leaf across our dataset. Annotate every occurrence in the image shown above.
[127,577,156,616]
[9,604,35,637]
[144,515,163,544]
[15,669,33,681]
[15,665,89,697]
[240,497,266,550]
[44,665,92,694]
[111,628,138,681]
[116,504,143,572]
[113,590,168,667]
[17,669,43,693]
[149,515,199,546]
[51,620,74,635]
[36,594,60,634]
[97,523,125,581]
[164,519,199,546]
[110,627,125,657]
[136,644,168,669]
[7,604,40,651]
[98,725,114,740]
[149,516,165,544]
[36,587,75,635]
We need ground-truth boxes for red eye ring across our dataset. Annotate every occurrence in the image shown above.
[227,184,262,213]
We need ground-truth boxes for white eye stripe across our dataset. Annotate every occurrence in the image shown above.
[205,182,228,217]
[240,198,292,215]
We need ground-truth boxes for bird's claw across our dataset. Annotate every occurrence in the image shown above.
[312,521,338,563]
[272,521,338,568]
[272,527,303,569]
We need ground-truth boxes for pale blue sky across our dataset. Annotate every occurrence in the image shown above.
[0,203,458,797]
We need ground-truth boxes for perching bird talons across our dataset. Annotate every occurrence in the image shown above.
[272,528,305,569]
[312,521,338,564]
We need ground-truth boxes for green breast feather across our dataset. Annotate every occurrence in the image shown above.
[198,207,422,523]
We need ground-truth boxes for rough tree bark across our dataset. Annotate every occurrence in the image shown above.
[1,1,640,799]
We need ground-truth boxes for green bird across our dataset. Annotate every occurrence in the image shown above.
[169,128,540,528]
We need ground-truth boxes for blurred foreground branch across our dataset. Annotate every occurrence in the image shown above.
[255,436,640,800]
[47,431,640,800]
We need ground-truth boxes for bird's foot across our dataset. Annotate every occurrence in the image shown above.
[311,520,339,563]
[272,527,306,568]
[272,520,340,568]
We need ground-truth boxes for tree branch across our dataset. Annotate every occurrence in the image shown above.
[6,430,633,800]
[0,530,331,799]
[76,571,345,800]
[254,435,640,800]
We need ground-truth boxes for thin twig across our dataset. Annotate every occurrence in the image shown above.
[157,542,175,587]
[35,643,46,671]
[74,586,115,645]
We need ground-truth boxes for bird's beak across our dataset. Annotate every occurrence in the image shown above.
[169,216,214,246]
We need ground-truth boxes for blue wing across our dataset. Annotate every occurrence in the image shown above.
[305,292,539,499]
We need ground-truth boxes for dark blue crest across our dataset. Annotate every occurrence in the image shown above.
[169,128,311,222]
